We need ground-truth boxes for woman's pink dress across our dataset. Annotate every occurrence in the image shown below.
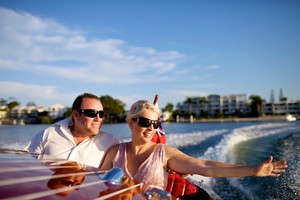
[113,143,168,189]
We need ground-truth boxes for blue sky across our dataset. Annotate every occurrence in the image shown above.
[0,0,299,109]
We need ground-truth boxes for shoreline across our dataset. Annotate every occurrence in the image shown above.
[174,115,298,123]
[0,116,298,126]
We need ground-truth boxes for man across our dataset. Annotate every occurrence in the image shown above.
[24,93,119,168]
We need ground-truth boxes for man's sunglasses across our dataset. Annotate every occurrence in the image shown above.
[132,117,160,129]
[78,109,105,118]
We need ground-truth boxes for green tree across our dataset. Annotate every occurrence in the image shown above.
[215,111,223,118]
[40,116,53,124]
[100,95,126,123]
[7,101,19,110]
[199,97,208,104]
[1,98,20,119]
[26,102,36,106]
[249,95,265,117]
[63,107,72,119]
[165,103,173,112]
[199,110,209,118]
[0,99,7,106]
[184,97,193,114]
[280,97,287,101]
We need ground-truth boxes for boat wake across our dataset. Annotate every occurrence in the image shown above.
[166,122,300,199]
[184,123,300,199]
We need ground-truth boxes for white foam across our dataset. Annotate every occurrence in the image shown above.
[196,122,300,195]
[201,123,298,162]
[166,129,228,148]
[1,142,28,150]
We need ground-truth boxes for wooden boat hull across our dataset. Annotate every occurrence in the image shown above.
[0,149,221,199]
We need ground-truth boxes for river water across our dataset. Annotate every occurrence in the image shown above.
[0,120,299,200]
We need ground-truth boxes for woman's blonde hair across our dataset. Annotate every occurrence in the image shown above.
[127,100,161,121]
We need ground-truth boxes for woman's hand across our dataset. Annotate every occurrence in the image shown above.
[255,156,288,177]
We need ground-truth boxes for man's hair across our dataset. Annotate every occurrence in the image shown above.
[72,93,101,111]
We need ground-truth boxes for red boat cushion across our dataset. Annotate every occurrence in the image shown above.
[166,171,198,197]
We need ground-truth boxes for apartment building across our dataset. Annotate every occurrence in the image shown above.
[263,100,300,116]
[177,94,251,117]
[222,94,251,116]
[178,94,300,117]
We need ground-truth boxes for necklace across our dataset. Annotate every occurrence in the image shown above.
[129,143,152,165]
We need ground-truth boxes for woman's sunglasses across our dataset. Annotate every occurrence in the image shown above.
[78,109,105,118]
[132,117,160,129]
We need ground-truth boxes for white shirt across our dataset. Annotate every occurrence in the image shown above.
[24,118,119,168]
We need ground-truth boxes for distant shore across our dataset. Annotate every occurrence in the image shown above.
[0,115,298,125]
[176,115,298,123]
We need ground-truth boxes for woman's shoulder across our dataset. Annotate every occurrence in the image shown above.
[109,142,129,151]
[163,145,177,151]
[163,145,181,156]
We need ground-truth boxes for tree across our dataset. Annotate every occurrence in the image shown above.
[215,111,223,118]
[249,95,265,117]
[26,102,36,106]
[63,107,72,119]
[0,99,7,106]
[280,97,287,101]
[7,101,19,110]
[165,103,173,112]
[62,96,126,123]
[1,98,20,119]
[100,95,126,123]
[40,116,53,124]
[184,97,193,114]
[199,97,208,104]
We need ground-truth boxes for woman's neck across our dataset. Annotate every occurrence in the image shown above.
[130,141,153,155]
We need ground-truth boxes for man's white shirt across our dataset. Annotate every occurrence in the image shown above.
[24,118,119,168]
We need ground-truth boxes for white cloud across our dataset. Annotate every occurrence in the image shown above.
[0,7,223,108]
[0,81,74,107]
[206,64,220,70]
[0,7,186,85]
[170,89,208,98]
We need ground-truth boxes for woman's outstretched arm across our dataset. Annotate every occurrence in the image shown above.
[165,146,287,178]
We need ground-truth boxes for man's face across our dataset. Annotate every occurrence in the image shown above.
[74,98,104,136]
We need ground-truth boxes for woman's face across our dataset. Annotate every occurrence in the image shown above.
[130,109,159,143]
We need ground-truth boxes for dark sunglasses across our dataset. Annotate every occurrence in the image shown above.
[78,109,105,118]
[132,117,160,129]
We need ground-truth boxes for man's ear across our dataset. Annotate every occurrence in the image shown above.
[72,110,80,120]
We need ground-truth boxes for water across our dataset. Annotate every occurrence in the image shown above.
[1,121,299,200]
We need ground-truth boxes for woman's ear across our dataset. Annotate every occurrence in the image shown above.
[127,119,134,129]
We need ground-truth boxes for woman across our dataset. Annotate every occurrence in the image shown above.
[100,100,288,190]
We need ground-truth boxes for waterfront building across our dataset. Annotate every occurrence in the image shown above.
[222,94,250,116]
[48,103,68,120]
[161,110,172,122]
[207,95,222,116]
[0,105,7,119]
[10,105,47,123]
[177,96,208,117]
[10,105,26,119]
[178,93,300,118]
[177,94,251,117]
[263,100,300,116]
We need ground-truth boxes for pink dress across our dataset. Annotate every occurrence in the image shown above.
[113,143,168,189]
